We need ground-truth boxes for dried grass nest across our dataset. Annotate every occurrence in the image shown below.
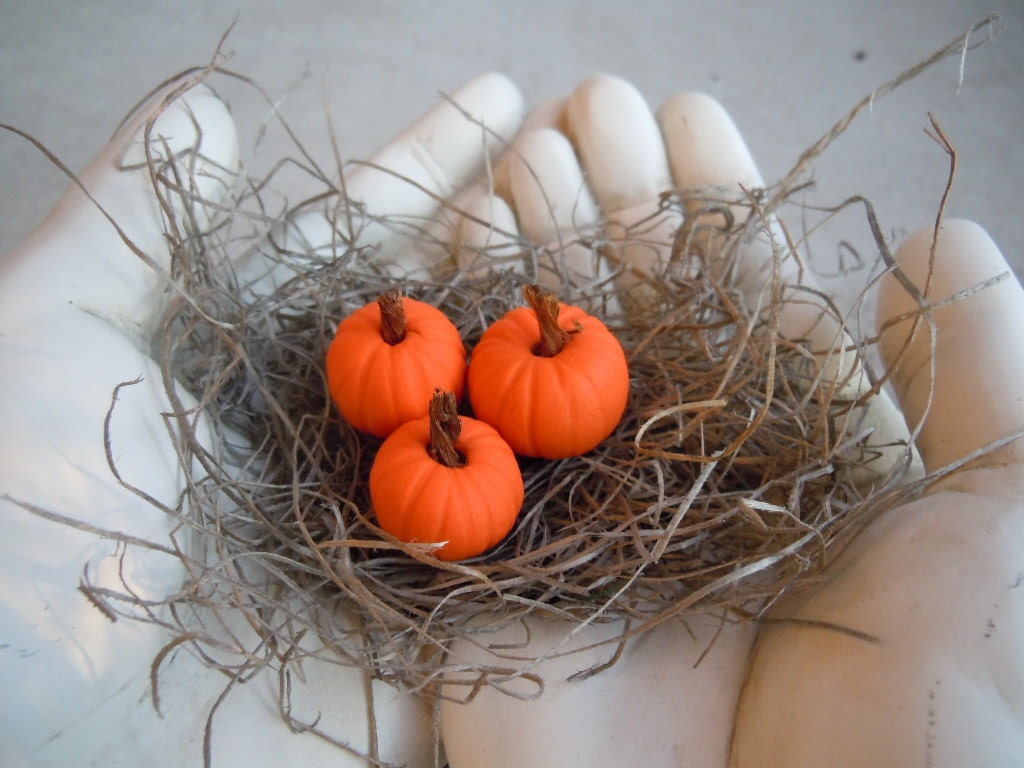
[91,17,998,697]
[150,139,908,693]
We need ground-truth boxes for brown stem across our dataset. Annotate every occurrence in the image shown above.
[428,389,466,468]
[523,284,580,357]
[377,289,407,346]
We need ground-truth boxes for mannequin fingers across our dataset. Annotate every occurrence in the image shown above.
[878,219,1024,474]
[503,128,598,243]
[659,91,764,199]
[448,183,526,281]
[660,92,824,305]
[520,96,568,134]
[416,97,575,291]
[562,75,680,303]
[244,73,522,291]
[341,72,523,275]
[116,81,241,226]
[0,80,239,347]
[562,75,672,212]
[501,127,610,291]
[769,282,922,484]
[492,95,568,194]
[658,93,860,375]
[349,71,522,211]
[660,93,870,396]
[659,91,788,290]
[659,90,917,481]
[418,96,571,286]
[762,240,921,484]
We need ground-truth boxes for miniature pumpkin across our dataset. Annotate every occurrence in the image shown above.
[369,389,524,561]
[326,290,466,438]
[468,285,629,458]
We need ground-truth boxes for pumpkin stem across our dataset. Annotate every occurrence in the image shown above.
[377,289,407,346]
[524,284,580,357]
[428,389,466,468]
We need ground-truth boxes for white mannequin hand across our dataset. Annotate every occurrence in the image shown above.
[6,69,1021,768]
[732,219,1024,766]
[0,73,522,768]
[436,76,1024,767]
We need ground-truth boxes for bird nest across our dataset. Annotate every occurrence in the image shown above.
[144,133,913,696]
[66,17,997,734]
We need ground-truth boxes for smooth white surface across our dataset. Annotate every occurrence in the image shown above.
[441,613,758,768]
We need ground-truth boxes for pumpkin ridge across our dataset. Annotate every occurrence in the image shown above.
[371,342,416,434]
[335,332,382,431]
[371,426,431,541]
[498,306,541,348]
[418,481,458,547]
[452,457,519,553]
[501,355,541,453]
[404,313,466,396]
[444,477,485,555]
[411,338,465,382]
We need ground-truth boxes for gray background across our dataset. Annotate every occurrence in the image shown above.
[2,1,1021,320]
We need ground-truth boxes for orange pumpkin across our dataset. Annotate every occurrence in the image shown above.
[369,389,524,561]
[468,285,629,459]
[326,290,466,438]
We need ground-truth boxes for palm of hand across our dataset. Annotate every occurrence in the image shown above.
[2,73,1022,768]
[733,220,1024,765]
